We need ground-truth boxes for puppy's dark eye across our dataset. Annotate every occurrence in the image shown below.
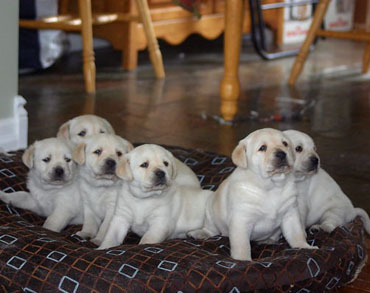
[42,157,51,163]
[65,157,71,163]
[117,151,122,157]
[164,161,169,167]
[258,145,267,152]
[140,162,149,168]
[78,130,86,137]
[100,130,105,134]
[295,146,303,153]
[93,149,102,155]
[283,141,288,147]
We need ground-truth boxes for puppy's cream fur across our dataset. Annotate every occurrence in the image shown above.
[188,128,316,261]
[98,144,213,249]
[73,134,134,245]
[57,114,115,146]
[0,138,82,232]
[284,130,370,234]
[58,114,199,187]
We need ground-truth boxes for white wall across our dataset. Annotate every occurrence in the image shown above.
[0,0,28,151]
[0,0,19,119]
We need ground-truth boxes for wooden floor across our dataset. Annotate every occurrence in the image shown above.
[18,36,370,291]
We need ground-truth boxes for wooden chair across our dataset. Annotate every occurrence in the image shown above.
[289,0,370,84]
[19,0,165,94]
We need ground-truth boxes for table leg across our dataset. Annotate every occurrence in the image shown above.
[362,43,370,74]
[220,0,245,122]
[79,0,96,93]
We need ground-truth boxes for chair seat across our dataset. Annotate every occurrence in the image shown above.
[19,13,139,31]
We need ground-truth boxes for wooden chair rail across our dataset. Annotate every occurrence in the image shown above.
[19,13,139,31]
[316,29,370,42]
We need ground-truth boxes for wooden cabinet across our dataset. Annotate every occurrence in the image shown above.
[63,0,284,70]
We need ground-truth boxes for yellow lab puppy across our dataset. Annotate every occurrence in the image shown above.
[0,138,83,232]
[188,128,316,261]
[73,134,133,245]
[283,130,370,234]
[57,114,115,145]
[98,144,213,250]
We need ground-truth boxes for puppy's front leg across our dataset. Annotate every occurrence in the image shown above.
[0,191,41,214]
[229,217,253,261]
[139,222,170,245]
[91,205,115,246]
[43,208,73,232]
[76,206,100,239]
[98,215,130,250]
[282,208,318,249]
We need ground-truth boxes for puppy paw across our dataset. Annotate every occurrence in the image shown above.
[319,223,336,233]
[296,243,319,250]
[309,225,321,233]
[139,237,160,245]
[257,238,279,245]
[310,223,335,233]
[230,251,252,261]
[76,231,94,239]
[187,229,211,240]
[0,191,11,204]
[90,237,102,246]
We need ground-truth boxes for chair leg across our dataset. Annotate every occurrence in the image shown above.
[79,0,96,93]
[362,43,370,74]
[220,0,245,122]
[288,0,331,85]
[135,0,165,79]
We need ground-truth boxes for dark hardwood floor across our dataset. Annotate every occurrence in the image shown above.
[19,36,370,291]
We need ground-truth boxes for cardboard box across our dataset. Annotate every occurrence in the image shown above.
[324,0,354,31]
[282,0,313,44]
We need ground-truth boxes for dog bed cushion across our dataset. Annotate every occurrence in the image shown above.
[0,147,367,292]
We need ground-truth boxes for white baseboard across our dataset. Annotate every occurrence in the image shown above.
[0,96,28,152]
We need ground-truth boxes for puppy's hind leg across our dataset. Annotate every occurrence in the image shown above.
[0,191,41,214]
[43,208,73,232]
[139,223,170,245]
[313,209,345,233]
[187,227,217,240]
[187,214,219,240]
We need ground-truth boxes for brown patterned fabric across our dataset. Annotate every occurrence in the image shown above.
[0,148,367,292]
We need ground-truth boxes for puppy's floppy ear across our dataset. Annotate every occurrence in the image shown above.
[57,120,70,140]
[22,143,36,168]
[126,141,134,152]
[120,138,134,153]
[232,142,247,168]
[103,119,115,135]
[73,143,86,165]
[170,157,177,180]
[116,157,133,181]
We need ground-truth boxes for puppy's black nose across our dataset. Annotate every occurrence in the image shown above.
[310,156,319,167]
[54,167,64,178]
[155,170,165,179]
[105,159,116,168]
[275,150,286,161]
